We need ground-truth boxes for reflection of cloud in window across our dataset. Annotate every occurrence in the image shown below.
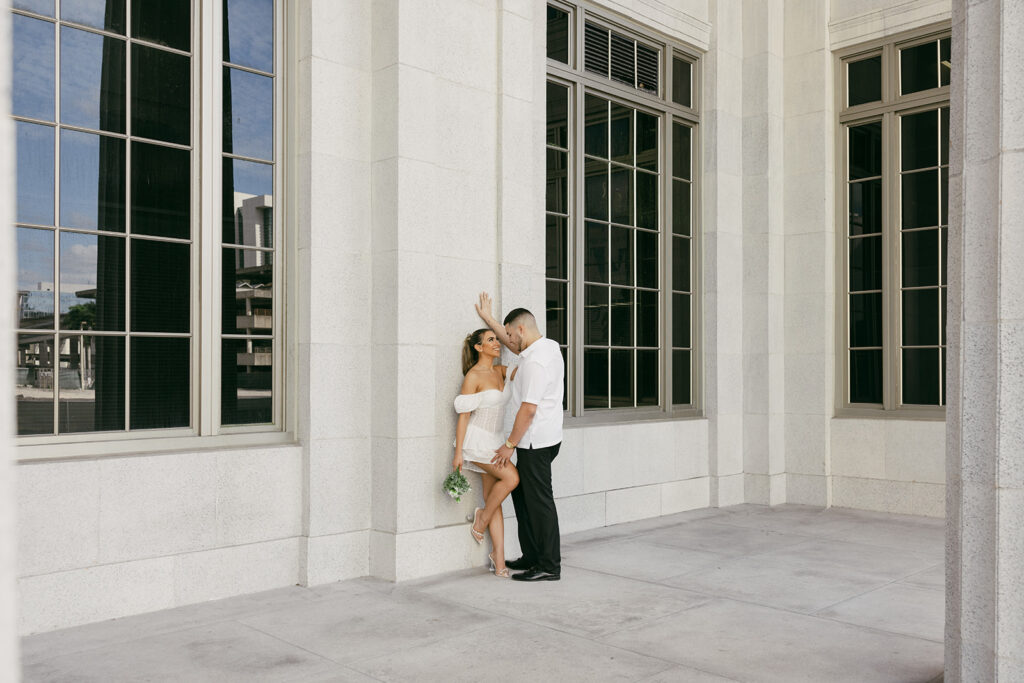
[61,242,99,286]
[226,0,274,72]
[17,230,52,291]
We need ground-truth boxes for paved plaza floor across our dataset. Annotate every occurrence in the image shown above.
[20,504,946,682]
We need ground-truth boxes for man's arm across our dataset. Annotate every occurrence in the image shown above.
[492,402,537,467]
[475,292,517,354]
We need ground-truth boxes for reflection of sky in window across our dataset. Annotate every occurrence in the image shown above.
[61,0,124,33]
[13,0,54,17]
[17,227,53,291]
[12,14,55,120]
[17,122,55,225]
[225,0,273,73]
[61,129,123,230]
[225,68,273,161]
[61,26,124,131]
[60,232,100,287]
[229,158,273,198]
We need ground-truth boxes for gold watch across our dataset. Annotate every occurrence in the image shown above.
[504,438,516,449]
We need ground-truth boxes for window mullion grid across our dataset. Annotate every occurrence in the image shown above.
[52,10,61,435]
[572,82,586,416]
[200,0,220,435]
[884,110,899,410]
[663,111,672,409]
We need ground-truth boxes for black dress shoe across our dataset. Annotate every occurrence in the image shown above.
[505,557,534,570]
[511,568,560,582]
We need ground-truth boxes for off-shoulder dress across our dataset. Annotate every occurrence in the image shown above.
[453,381,513,474]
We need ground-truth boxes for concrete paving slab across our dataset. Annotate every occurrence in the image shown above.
[821,515,945,560]
[669,537,938,613]
[561,508,732,549]
[706,504,868,537]
[898,563,945,591]
[638,518,811,557]
[348,619,675,682]
[415,565,711,638]
[815,583,945,642]
[639,665,741,682]
[563,538,729,581]
[600,598,944,683]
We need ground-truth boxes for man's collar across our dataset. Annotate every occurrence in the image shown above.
[520,336,546,358]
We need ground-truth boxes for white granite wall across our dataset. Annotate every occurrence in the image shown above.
[946,0,1024,678]
[1,2,21,678]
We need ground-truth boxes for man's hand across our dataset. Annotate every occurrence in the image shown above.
[492,443,514,468]
[476,292,496,324]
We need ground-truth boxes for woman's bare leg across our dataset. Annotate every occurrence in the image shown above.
[472,462,519,548]
[479,473,506,572]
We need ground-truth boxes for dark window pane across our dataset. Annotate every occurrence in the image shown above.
[561,346,568,411]
[942,287,947,345]
[583,22,608,77]
[850,292,882,347]
[16,333,55,435]
[902,170,939,229]
[131,239,189,333]
[60,232,124,331]
[901,41,938,95]
[609,32,634,87]
[584,221,608,283]
[849,122,882,179]
[222,157,273,245]
[546,149,567,214]
[610,287,633,347]
[583,348,608,409]
[584,94,608,158]
[546,81,568,148]
[13,0,54,16]
[225,0,273,72]
[849,349,882,404]
[16,228,55,329]
[673,180,691,236]
[902,348,940,405]
[849,235,881,292]
[222,248,272,335]
[546,5,569,64]
[636,229,657,289]
[849,179,882,236]
[941,167,948,226]
[901,110,938,172]
[636,111,658,171]
[584,158,608,220]
[902,288,939,346]
[546,281,567,344]
[902,228,939,288]
[610,103,632,165]
[941,227,948,285]
[637,349,658,406]
[848,55,881,106]
[131,0,190,51]
[130,336,189,429]
[610,167,632,225]
[941,107,949,166]
[940,38,950,86]
[610,226,633,286]
[59,335,125,433]
[673,349,690,404]
[223,67,273,161]
[941,347,946,404]
[60,130,126,232]
[12,14,55,121]
[636,171,657,230]
[545,215,567,280]
[132,43,190,145]
[585,285,608,346]
[673,292,690,348]
[673,235,690,293]
[610,348,633,407]
[62,0,126,33]
[131,141,190,239]
[221,338,272,425]
[637,43,657,94]
[672,57,691,108]
[16,122,55,226]
[672,123,691,180]
[637,289,658,347]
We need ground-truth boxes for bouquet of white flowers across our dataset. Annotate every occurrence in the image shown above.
[443,467,471,502]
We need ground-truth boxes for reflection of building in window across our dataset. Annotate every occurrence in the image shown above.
[233,192,273,266]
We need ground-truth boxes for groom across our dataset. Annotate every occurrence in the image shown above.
[476,293,564,582]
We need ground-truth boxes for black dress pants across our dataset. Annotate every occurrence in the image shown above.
[511,442,561,573]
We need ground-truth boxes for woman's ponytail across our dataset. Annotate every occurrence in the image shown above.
[462,328,489,375]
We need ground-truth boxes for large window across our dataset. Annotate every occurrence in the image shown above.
[546,2,699,418]
[12,0,283,446]
[839,29,949,413]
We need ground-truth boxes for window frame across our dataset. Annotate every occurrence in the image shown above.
[834,23,950,420]
[14,0,292,460]
[548,1,703,426]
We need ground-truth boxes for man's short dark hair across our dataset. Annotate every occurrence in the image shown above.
[503,308,534,326]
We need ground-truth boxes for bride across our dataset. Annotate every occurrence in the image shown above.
[453,328,519,578]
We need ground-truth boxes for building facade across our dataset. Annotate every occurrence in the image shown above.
[2,0,1021,679]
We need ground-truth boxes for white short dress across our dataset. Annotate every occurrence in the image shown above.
[454,382,512,474]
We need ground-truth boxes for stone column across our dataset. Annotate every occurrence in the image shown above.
[704,0,746,507]
[0,4,21,679]
[741,0,786,505]
[945,0,1024,679]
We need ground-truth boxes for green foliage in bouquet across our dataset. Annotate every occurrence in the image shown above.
[443,468,471,502]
